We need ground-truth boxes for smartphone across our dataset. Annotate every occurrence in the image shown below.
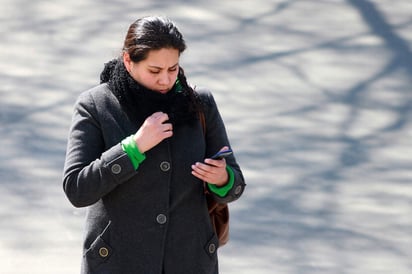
[210,149,233,160]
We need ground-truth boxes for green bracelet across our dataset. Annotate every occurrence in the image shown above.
[121,135,146,170]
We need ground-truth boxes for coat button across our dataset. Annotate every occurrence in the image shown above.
[99,247,109,258]
[208,243,216,254]
[234,185,242,195]
[111,164,122,174]
[160,161,170,172]
[156,214,167,224]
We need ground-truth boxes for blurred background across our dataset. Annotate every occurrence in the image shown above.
[1,0,411,273]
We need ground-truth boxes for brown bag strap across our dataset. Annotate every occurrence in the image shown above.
[199,111,206,136]
[199,111,209,193]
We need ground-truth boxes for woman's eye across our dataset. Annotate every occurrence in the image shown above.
[169,67,177,72]
[150,70,160,74]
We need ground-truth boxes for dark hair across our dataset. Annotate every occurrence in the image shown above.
[123,16,186,63]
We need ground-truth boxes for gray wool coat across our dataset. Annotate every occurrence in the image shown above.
[62,84,246,274]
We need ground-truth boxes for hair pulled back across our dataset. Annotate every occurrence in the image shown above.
[123,16,186,62]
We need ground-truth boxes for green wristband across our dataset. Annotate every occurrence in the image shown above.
[121,135,146,170]
[207,166,235,197]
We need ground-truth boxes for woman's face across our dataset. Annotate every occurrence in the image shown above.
[123,48,180,94]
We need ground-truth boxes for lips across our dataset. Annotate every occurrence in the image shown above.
[156,87,172,94]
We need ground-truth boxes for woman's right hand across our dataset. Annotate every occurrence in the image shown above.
[133,112,173,153]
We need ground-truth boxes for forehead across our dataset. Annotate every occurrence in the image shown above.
[144,48,180,68]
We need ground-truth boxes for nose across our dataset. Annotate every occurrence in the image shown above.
[158,72,172,86]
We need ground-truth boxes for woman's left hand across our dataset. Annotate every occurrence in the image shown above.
[191,147,229,187]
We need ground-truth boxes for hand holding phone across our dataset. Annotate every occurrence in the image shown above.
[192,148,232,184]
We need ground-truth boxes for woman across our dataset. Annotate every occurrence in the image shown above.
[63,16,245,274]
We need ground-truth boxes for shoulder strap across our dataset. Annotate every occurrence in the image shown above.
[199,111,206,136]
[199,111,209,193]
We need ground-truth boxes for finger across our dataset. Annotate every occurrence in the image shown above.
[218,146,229,152]
[191,165,212,182]
[192,162,207,176]
[163,130,173,138]
[195,162,221,177]
[191,170,206,181]
[162,123,173,132]
[204,158,226,167]
[151,112,163,119]
[157,113,169,123]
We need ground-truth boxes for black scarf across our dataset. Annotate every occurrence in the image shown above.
[100,58,198,127]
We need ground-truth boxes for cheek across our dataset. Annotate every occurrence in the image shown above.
[144,74,158,85]
[135,72,156,86]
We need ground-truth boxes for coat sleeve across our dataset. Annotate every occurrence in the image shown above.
[199,89,246,204]
[62,91,136,208]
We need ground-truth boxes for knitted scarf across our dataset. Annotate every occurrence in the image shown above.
[100,58,199,127]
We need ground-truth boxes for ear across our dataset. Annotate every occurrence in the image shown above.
[123,52,132,72]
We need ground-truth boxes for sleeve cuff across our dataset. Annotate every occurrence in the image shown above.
[121,135,146,170]
[207,166,235,197]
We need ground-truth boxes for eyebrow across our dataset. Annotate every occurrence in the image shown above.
[148,63,179,70]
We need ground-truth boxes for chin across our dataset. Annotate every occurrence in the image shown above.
[157,88,171,94]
